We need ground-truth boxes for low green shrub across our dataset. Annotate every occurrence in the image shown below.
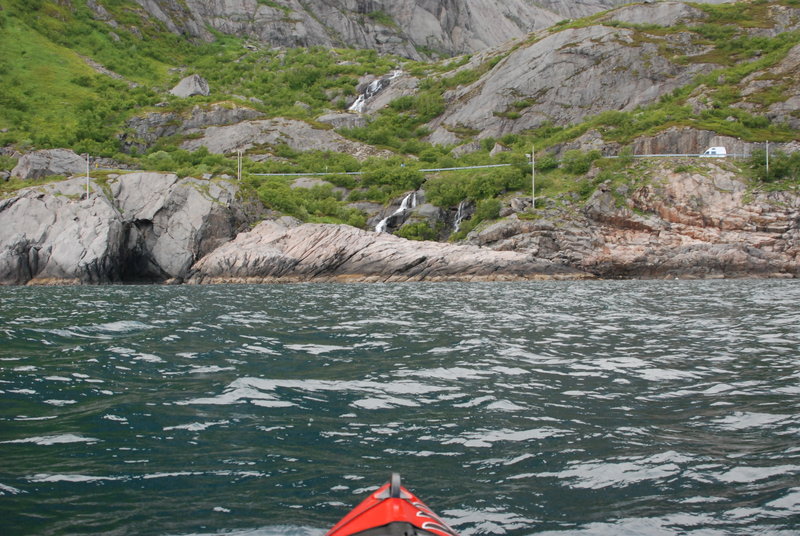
[395,222,437,241]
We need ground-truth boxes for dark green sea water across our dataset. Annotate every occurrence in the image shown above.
[1,281,799,536]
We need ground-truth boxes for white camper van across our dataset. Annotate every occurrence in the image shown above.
[700,146,727,158]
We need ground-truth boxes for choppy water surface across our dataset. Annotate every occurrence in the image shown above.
[1,281,799,536]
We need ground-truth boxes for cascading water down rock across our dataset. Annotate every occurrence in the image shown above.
[375,192,417,233]
[349,70,402,113]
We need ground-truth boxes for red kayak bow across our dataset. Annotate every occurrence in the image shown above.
[326,474,459,536]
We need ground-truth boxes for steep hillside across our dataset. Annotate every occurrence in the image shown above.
[122,0,562,60]
[1,0,800,282]
[427,1,800,146]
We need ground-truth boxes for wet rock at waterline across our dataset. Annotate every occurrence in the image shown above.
[187,219,589,283]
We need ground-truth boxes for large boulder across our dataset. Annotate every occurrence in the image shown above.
[0,173,251,285]
[11,149,86,179]
[170,74,210,98]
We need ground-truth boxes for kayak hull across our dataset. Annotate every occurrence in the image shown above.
[326,474,458,536]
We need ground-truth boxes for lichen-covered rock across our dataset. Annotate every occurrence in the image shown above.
[131,0,562,60]
[316,112,368,130]
[0,178,126,284]
[429,22,716,140]
[109,172,246,280]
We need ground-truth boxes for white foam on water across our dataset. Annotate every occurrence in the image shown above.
[351,396,419,410]
[43,399,77,406]
[444,508,535,536]
[103,414,128,423]
[440,427,570,448]
[0,483,25,495]
[179,377,455,408]
[636,368,705,382]
[29,473,121,483]
[2,434,99,445]
[284,344,351,355]
[251,399,296,408]
[541,451,692,490]
[92,321,154,334]
[133,353,164,363]
[406,367,490,381]
[163,420,230,432]
[453,395,496,408]
[189,365,236,374]
[766,487,800,511]
[485,399,526,411]
[681,496,729,504]
[182,527,326,536]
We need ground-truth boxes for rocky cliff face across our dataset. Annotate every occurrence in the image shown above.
[428,3,717,143]
[127,0,561,59]
[0,173,251,285]
[123,0,736,60]
[466,161,800,279]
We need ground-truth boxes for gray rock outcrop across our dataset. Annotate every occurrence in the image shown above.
[0,173,251,285]
[187,219,589,283]
[316,112,368,130]
[429,17,717,140]
[120,103,264,153]
[0,178,126,285]
[128,0,562,59]
[180,117,391,159]
[170,74,210,98]
[11,149,87,180]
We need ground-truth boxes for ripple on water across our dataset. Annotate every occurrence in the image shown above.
[1,281,799,536]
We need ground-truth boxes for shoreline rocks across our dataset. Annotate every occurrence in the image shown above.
[1,159,798,286]
[0,173,251,285]
[186,219,590,284]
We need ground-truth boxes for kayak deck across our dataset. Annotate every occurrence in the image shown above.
[326,474,459,536]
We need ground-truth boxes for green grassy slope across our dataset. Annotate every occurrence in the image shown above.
[1,0,799,231]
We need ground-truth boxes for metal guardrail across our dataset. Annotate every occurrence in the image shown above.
[250,155,749,177]
[250,163,514,177]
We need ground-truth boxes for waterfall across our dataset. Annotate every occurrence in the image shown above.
[375,192,417,233]
[453,200,468,232]
[349,70,402,113]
